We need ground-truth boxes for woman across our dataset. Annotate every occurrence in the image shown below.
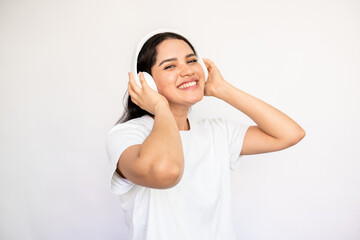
[106,31,305,240]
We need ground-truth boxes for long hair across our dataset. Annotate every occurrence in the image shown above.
[115,32,197,125]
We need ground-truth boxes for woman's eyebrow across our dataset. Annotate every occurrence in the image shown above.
[158,53,196,67]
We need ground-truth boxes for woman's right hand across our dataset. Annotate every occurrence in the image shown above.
[128,72,169,115]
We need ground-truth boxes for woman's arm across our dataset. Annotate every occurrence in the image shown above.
[203,58,305,155]
[117,72,184,188]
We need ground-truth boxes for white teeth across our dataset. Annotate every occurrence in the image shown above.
[178,81,197,89]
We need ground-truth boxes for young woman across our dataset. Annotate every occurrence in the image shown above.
[106,31,305,240]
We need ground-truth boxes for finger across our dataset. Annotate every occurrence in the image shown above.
[127,84,135,97]
[128,83,139,101]
[130,96,139,106]
[128,79,135,95]
[203,58,212,66]
[128,72,138,89]
[128,72,142,93]
[128,80,140,101]
[202,58,213,71]
[138,72,150,89]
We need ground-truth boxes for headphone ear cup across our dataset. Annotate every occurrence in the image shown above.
[136,72,158,92]
[196,55,208,82]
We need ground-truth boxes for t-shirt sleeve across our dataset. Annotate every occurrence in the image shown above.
[106,122,150,194]
[223,119,250,171]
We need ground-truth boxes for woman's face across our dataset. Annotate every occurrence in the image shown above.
[150,39,205,109]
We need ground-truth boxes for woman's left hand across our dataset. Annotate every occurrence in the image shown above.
[203,58,229,97]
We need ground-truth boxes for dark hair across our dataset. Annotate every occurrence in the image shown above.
[115,32,197,125]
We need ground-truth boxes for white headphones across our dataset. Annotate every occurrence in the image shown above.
[131,29,208,92]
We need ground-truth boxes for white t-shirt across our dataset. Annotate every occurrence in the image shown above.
[106,114,249,240]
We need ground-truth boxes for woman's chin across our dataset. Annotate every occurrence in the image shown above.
[167,92,204,109]
[187,94,204,106]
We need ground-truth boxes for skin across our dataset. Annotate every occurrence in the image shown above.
[149,39,206,130]
[121,38,305,188]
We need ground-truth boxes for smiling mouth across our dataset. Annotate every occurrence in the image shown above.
[178,81,198,89]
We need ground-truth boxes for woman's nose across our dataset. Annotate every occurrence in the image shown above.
[179,63,194,77]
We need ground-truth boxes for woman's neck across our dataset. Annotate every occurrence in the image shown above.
[170,105,189,130]
[150,104,190,131]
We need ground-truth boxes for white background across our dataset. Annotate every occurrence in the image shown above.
[1,0,359,239]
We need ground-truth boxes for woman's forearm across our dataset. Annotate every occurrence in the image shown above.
[216,81,305,143]
[139,103,184,180]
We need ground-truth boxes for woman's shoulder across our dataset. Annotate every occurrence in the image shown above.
[108,115,154,135]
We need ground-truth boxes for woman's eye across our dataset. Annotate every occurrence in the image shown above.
[164,65,175,70]
[164,59,197,70]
